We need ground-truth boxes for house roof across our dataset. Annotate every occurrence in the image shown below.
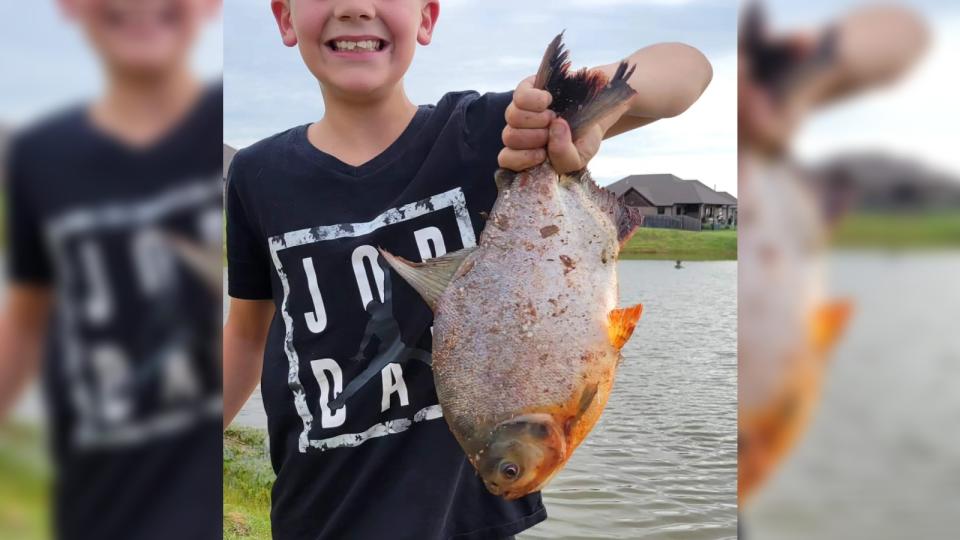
[607,174,737,206]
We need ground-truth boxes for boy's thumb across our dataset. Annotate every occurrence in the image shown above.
[548,119,582,173]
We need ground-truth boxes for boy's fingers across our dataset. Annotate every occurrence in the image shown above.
[502,126,549,150]
[498,147,547,172]
[512,86,553,112]
[504,104,554,129]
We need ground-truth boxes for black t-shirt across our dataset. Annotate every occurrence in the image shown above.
[226,91,546,540]
[4,85,223,540]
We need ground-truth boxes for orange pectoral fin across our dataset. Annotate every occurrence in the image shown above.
[812,299,853,356]
[608,303,643,350]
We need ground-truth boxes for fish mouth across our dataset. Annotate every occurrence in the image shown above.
[324,35,389,54]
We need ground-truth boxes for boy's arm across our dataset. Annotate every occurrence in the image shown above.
[223,298,274,429]
[597,42,713,138]
[811,5,927,107]
[0,286,52,421]
[500,43,712,173]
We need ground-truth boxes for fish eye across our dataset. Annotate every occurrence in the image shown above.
[500,461,521,481]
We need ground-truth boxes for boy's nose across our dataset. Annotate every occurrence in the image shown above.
[334,0,375,21]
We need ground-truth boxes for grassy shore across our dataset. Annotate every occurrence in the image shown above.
[224,427,273,540]
[834,212,960,249]
[621,228,737,261]
[0,424,50,540]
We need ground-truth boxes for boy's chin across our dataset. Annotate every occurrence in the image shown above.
[323,75,397,101]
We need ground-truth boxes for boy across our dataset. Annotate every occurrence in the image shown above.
[224,1,711,538]
[1,1,223,538]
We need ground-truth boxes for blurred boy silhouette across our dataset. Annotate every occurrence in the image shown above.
[1,1,223,539]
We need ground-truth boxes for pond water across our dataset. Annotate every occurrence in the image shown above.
[234,259,740,539]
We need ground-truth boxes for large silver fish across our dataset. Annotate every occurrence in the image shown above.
[382,34,645,499]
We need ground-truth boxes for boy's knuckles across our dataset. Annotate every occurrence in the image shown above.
[505,105,550,127]
[513,89,551,111]
[502,127,548,149]
[498,148,546,171]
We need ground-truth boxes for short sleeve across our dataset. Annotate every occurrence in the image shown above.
[462,91,513,149]
[225,152,273,300]
[4,139,53,285]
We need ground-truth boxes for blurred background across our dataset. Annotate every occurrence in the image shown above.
[738,1,960,538]
[1,2,222,539]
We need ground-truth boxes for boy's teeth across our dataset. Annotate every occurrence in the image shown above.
[334,40,381,52]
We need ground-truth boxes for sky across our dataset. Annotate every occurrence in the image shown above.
[0,3,223,120]
[3,2,957,195]
[222,0,739,193]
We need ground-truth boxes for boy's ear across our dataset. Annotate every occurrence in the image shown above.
[271,0,298,47]
[57,0,78,19]
[417,1,440,46]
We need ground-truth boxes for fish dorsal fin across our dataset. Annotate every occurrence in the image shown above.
[607,303,643,350]
[378,247,477,312]
[535,32,637,141]
[811,299,853,356]
[580,172,644,247]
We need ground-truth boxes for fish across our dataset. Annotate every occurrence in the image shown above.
[379,33,645,500]
[737,158,853,504]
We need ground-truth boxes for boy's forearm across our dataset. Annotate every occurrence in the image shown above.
[596,43,712,137]
[223,329,267,429]
[222,299,274,429]
[822,5,927,104]
[0,287,51,421]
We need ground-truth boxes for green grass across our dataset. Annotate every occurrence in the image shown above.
[621,228,737,261]
[0,423,51,540]
[0,424,275,540]
[833,212,960,249]
[223,427,273,540]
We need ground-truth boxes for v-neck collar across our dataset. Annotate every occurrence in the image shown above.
[293,105,434,178]
[78,84,218,159]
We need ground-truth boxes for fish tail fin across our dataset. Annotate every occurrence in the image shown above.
[535,32,637,141]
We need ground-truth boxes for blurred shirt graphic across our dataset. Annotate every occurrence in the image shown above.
[1,1,223,539]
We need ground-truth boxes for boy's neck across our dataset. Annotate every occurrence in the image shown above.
[91,65,203,148]
[309,84,419,167]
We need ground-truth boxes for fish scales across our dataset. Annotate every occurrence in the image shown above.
[434,167,619,425]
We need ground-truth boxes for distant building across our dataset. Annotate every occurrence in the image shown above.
[815,152,960,212]
[607,173,737,226]
[223,143,237,181]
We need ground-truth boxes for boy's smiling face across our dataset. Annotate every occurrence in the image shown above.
[273,0,439,99]
[60,0,219,76]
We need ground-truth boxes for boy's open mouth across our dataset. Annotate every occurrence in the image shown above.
[326,38,388,53]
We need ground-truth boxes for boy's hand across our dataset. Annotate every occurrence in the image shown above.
[499,76,623,174]
[499,76,552,172]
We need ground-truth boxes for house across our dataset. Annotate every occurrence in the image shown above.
[223,143,237,181]
[814,152,960,212]
[607,174,737,226]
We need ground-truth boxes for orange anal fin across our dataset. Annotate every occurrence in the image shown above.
[608,303,643,350]
[812,299,853,356]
